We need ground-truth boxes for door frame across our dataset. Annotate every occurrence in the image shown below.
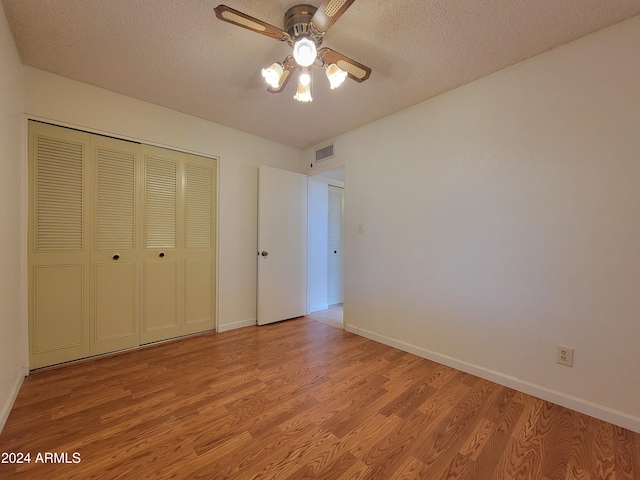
[306,166,346,314]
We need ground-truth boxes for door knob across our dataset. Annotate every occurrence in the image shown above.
[159,252,165,258]
[112,254,120,260]
[334,250,337,254]
[261,251,269,257]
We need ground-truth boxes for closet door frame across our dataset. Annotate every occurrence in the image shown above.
[26,119,219,369]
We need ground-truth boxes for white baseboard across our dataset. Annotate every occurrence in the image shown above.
[217,318,256,333]
[345,323,640,434]
[0,365,27,434]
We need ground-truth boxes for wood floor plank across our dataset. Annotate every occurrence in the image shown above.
[414,380,505,478]
[455,386,526,479]
[393,455,427,479]
[492,398,556,479]
[335,459,371,479]
[1,316,639,479]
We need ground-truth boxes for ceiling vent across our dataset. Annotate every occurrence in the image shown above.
[315,144,334,162]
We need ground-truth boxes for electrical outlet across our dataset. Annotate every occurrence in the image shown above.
[556,345,574,367]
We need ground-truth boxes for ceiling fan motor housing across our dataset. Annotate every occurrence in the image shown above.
[285,4,323,46]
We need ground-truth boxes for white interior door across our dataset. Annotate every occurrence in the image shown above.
[258,165,308,325]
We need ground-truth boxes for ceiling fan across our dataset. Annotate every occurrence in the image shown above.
[214,1,372,102]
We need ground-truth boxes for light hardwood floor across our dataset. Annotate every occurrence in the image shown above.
[1,317,639,479]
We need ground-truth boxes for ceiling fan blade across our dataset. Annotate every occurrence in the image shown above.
[319,48,371,83]
[214,5,290,41]
[310,0,356,33]
[267,56,297,93]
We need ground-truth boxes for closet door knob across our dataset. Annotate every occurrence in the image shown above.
[112,254,120,260]
[159,252,165,258]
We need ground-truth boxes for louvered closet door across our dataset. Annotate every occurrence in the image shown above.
[141,145,182,344]
[28,122,91,369]
[182,154,216,335]
[90,136,141,355]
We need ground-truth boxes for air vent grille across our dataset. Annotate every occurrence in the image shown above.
[315,144,334,162]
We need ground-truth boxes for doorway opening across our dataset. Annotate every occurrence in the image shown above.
[307,166,345,328]
[308,304,343,329]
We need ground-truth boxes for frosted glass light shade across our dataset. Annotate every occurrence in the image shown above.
[294,82,312,102]
[261,63,284,88]
[292,38,317,67]
[326,63,347,89]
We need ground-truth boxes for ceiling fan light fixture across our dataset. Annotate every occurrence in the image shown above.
[294,82,312,102]
[214,2,372,102]
[292,37,317,67]
[326,63,347,89]
[261,62,284,88]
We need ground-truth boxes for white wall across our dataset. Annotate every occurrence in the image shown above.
[22,67,303,332]
[339,15,640,432]
[0,5,27,431]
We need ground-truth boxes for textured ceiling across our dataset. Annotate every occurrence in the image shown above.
[3,1,640,149]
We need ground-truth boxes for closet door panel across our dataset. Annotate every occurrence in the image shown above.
[183,258,213,333]
[28,122,90,369]
[32,264,86,357]
[90,136,140,355]
[33,133,85,252]
[141,145,182,344]
[94,263,137,341]
[182,155,216,335]
[143,260,179,339]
